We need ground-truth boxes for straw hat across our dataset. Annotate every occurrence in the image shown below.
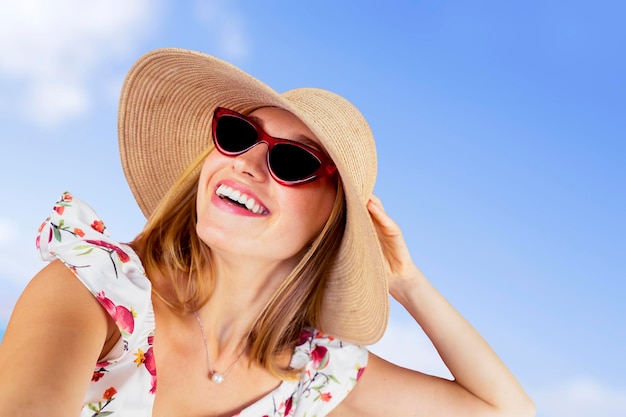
[118,48,389,345]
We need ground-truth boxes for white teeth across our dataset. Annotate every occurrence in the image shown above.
[215,184,266,214]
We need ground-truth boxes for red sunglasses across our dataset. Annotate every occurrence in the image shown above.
[212,107,336,186]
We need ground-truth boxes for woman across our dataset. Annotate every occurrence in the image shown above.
[0,48,534,416]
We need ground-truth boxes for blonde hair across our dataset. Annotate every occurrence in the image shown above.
[131,144,346,378]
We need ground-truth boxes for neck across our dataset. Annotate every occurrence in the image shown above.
[149,250,298,359]
[197,253,295,352]
[146,249,303,387]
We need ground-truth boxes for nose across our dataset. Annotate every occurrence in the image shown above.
[232,142,270,182]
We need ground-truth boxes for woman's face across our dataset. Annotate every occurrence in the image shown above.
[196,107,337,266]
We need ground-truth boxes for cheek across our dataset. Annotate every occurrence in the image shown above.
[199,150,221,178]
[289,184,336,240]
[197,151,224,193]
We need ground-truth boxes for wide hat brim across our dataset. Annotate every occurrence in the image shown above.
[118,48,389,345]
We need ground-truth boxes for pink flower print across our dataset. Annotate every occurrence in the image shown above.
[115,305,135,334]
[95,291,135,335]
[96,291,116,316]
[53,205,65,215]
[299,329,314,345]
[144,346,157,394]
[62,193,73,202]
[35,220,51,250]
[284,397,293,416]
[73,227,85,237]
[85,240,130,263]
[144,348,156,374]
[357,366,366,381]
[311,345,329,369]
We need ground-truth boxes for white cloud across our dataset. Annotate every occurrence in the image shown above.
[533,378,626,417]
[23,82,89,126]
[192,0,249,60]
[0,0,161,127]
[369,318,452,379]
[0,218,18,244]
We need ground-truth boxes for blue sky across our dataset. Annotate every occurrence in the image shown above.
[0,1,624,416]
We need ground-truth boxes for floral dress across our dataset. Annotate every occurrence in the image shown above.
[37,192,368,417]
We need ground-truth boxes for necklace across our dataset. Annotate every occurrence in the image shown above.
[193,311,247,384]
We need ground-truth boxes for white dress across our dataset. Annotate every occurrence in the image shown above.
[36,192,368,417]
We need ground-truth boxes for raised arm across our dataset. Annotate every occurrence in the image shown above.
[0,260,114,416]
[334,196,535,417]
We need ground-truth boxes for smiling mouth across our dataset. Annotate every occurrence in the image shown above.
[215,184,268,214]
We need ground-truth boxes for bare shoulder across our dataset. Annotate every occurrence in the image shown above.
[1,259,114,355]
[18,258,94,301]
[0,259,114,414]
[7,259,111,329]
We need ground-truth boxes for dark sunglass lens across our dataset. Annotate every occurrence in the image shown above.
[270,144,321,182]
[215,115,258,153]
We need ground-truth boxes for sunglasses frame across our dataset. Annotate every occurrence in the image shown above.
[212,107,337,186]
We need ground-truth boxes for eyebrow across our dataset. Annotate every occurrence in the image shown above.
[292,134,322,150]
[248,115,322,151]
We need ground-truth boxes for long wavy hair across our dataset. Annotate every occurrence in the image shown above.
[131,142,346,378]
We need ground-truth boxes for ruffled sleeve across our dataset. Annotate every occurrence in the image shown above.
[36,192,157,412]
[236,328,368,416]
[289,329,368,416]
[36,192,151,346]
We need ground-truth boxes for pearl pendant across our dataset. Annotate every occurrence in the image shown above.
[211,372,225,384]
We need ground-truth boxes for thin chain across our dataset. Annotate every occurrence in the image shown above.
[193,310,247,384]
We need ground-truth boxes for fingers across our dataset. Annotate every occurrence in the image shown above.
[367,195,417,279]
[367,194,386,223]
[367,194,400,235]
[368,194,384,211]
[367,195,386,230]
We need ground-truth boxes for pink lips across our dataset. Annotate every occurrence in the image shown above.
[211,180,269,217]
